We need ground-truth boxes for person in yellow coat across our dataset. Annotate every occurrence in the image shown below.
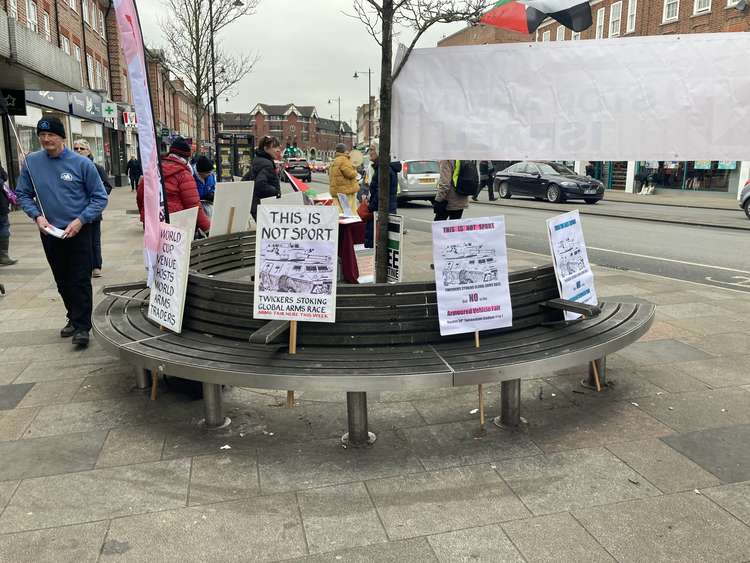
[328,143,359,214]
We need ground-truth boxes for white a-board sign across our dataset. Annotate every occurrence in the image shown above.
[432,216,513,336]
[148,223,192,333]
[546,210,598,321]
[211,181,254,237]
[253,205,339,323]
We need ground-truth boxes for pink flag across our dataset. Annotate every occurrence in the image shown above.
[114,0,163,285]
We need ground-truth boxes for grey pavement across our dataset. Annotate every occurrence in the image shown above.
[1,188,750,561]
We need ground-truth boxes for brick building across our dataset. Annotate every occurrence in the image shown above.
[438,1,750,197]
[356,96,379,148]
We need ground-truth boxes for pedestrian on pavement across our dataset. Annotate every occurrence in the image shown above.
[15,116,108,347]
[126,156,142,192]
[329,143,359,214]
[434,159,473,221]
[365,142,401,248]
[193,156,216,203]
[243,135,281,221]
[136,137,211,234]
[73,139,111,278]
[472,160,496,201]
[0,161,18,266]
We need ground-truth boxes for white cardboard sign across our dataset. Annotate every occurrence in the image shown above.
[253,205,339,323]
[546,210,598,321]
[147,223,192,333]
[432,216,513,336]
[211,181,254,236]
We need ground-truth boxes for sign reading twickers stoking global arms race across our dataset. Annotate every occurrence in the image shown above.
[254,205,339,323]
[546,210,598,321]
[432,216,513,336]
[147,223,192,332]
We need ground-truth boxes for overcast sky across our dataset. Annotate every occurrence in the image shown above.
[135,0,466,129]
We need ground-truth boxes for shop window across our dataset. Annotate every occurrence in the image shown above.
[693,0,711,12]
[609,2,622,37]
[663,0,679,21]
[627,0,637,33]
[595,7,605,38]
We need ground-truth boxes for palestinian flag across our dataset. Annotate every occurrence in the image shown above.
[481,1,592,34]
[285,171,317,204]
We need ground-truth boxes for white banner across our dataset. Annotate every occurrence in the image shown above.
[432,216,513,336]
[148,223,192,333]
[546,210,597,321]
[392,33,750,162]
[254,205,339,323]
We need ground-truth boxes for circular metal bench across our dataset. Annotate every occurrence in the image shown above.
[94,231,655,446]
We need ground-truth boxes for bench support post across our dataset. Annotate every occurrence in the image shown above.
[135,369,150,390]
[585,357,608,389]
[342,392,376,447]
[202,383,230,429]
[498,379,521,428]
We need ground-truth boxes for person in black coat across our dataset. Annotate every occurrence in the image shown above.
[243,135,281,221]
[126,157,142,192]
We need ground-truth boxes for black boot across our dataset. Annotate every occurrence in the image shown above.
[0,237,17,266]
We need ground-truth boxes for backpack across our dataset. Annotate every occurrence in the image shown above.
[452,160,479,197]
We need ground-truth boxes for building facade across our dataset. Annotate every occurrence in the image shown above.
[356,95,379,148]
[438,0,750,197]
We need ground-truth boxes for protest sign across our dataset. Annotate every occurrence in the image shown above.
[432,216,512,336]
[211,181,253,236]
[254,205,339,323]
[375,212,404,283]
[148,223,192,332]
[546,210,598,321]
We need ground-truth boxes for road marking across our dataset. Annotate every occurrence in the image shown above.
[586,246,750,275]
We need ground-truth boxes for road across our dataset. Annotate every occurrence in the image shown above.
[309,173,750,293]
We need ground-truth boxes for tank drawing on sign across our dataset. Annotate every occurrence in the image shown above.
[555,237,585,278]
[441,242,498,287]
[259,241,333,295]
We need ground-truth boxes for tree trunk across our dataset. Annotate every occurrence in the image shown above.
[375,0,394,284]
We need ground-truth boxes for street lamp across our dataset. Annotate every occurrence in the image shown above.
[353,68,373,147]
[328,97,341,143]
[209,0,244,180]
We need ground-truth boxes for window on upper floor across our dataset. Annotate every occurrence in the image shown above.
[663,0,679,22]
[74,45,83,84]
[693,0,711,13]
[43,11,51,41]
[26,0,38,32]
[609,1,622,37]
[69,0,77,12]
[627,0,637,33]
[99,9,106,38]
[7,0,17,19]
[727,0,740,5]
[96,60,102,90]
[542,30,551,41]
[595,7,605,38]
[86,54,95,89]
[83,0,90,24]
[61,35,71,55]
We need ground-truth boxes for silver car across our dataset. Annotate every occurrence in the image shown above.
[741,180,750,220]
[397,160,440,204]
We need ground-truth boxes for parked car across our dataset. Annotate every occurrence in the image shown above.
[397,160,440,205]
[741,179,750,220]
[493,161,605,204]
[283,158,312,182]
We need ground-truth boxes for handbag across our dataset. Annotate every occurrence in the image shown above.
[357,199,373,221]
[2,181,17,206]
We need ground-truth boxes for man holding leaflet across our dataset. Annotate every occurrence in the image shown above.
[15,116,108,347]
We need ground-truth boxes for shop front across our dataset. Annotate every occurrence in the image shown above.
[635,161,741,193]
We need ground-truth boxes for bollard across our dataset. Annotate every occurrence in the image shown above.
[342,392,376,447]
[202,382,229,429]
[498,379,521,428]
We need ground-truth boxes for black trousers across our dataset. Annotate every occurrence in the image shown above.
[41,224,94,331]
[434,208,464,221]
[475,178,495,200]
[91,219,102,270]
[129,175,140,191]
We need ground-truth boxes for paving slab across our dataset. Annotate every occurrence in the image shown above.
[427,524,524,562]
[95,425,166,468]
[292,537,437,562]
[0,521,108,563]
[633,364,712,394]
[0,361,29,385]
[258,432,424,494]
[2,342,112,363]
[14,357,132,384]
[671,355,750,388]
[574,492,750,563]
[0,458,190,533]
[613,339,713,367]
[501,513,615,563]
[0,480,18,513]
[685,332,750,357]
[702,481,750,526]
[366,464,530,540]
[71,372,141,402]
[638,388,750,433]
[297,481,387,555]
[101,494,306,562]
[496,447,661,516]
[662,424,750,483]
[399,420,542,471]
[188,452,260,506]
[545,368,666,403]
[666,315,750,337]
[656,302,731,320]
[0,431,107,481]
[17,378,84,408]
[0,407,39,442]
[606,439,721,493]
[0,383,34,410]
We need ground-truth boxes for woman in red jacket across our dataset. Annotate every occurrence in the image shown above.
[136,137,211,233]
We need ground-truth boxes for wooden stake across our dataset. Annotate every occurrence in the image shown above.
[591,360,603,392]
[287,390,295,408]
[227,206,236,235]
[150,370,158,401]
[287,320,298,408]
[478,384,485,429]
[474,331,480,348]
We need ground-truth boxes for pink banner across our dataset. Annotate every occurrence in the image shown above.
[114,0,162,285]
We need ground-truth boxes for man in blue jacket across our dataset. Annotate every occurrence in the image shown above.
[16,116,108,347]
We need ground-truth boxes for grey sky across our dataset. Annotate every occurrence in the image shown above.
[135,0,466,129]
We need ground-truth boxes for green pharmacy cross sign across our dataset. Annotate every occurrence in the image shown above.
[101,102,117,119]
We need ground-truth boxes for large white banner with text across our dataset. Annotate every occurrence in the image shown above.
[392,33,750,162]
